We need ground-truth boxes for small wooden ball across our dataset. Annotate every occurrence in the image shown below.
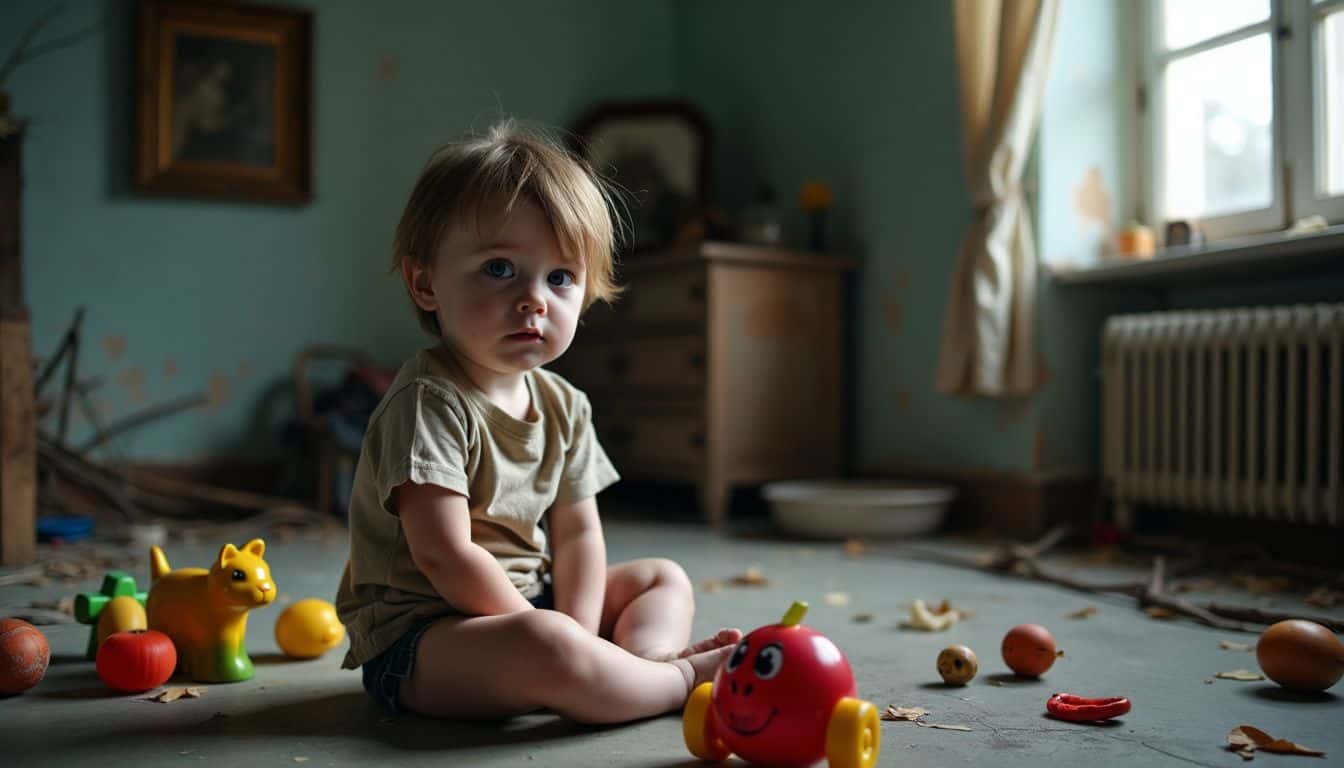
[937,644,978,685]
[0,618,51,695]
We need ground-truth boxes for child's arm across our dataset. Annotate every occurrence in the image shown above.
[396,481,536,616]
[547,496,606,634]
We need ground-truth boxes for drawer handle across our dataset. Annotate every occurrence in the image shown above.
[608,353,630,379]
[689,432,705,448]
[688,282,706,301]
[689,352,705,368]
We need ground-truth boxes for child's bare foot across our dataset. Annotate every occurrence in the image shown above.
[677,628,743,658]
[640,628,743,662]
[670,644,735,693]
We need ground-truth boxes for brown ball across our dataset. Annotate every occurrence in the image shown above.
[1002,623,1059,678]
[937,644,978,685]
[1256,620,1344,692]
[0,618,51,695]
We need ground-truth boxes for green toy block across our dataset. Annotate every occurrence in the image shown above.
[74,570,148,659]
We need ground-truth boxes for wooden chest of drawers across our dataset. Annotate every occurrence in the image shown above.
[551,241,856,524]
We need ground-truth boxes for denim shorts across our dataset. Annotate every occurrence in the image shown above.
[362,584,555,715]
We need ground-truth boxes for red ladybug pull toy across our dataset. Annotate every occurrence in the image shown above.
[682,601,880,768]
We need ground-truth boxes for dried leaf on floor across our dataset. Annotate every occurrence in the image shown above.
[1172,578,1218,594]
[1304,587,1341,608]
[881,705,929,721]
[1066,605,1098,619]
[1227,725,1326,759]
[917,722,973,732]
[145,686,207,703]
[843,539,866,558]
[901,599,968,631]
[293,758,309,764]
[1219,640,1255,652]
[1216,669,1264,681]
[1237,576,1294,596]
[852,612,875,623]
[1144,607,1177,620]
[730,566,770,587]
[824,592,851,607]
[699,579,724,594]
[930,599,970,617]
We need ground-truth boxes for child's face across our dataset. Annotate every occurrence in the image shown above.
[416,200,586,379]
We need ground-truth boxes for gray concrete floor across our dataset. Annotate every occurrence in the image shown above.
[2,512,1341,767]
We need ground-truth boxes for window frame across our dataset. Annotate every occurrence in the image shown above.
[1287,0,1344,222]
[1139,0,1344,243]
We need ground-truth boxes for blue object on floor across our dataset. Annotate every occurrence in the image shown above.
[37,515,94,543]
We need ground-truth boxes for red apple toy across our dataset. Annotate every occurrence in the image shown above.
[683,601,880,768]
[96,629,177,693]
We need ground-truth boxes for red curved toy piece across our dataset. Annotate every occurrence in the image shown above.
[1045,692,1131,722]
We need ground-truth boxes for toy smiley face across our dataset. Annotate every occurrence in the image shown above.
[701,602,871,768]
[936,644,978,685]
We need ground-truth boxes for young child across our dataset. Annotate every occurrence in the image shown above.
[335,121,741,722]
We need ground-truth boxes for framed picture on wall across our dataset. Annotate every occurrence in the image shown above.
[134,0,312,204]
[571,101,711,251]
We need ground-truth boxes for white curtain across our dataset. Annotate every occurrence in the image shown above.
[936,0,1060,397]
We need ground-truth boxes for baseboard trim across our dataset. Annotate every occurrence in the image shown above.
[863,463,1098,536]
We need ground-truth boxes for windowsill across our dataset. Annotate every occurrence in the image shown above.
[1047,224,1344,288]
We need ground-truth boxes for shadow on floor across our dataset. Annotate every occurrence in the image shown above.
[65,691,623,753]
[1242,685,1338,704]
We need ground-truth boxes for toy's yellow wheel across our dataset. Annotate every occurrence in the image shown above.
[825,697,880,768]
[682,682,731,761]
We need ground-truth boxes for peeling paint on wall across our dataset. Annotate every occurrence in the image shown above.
[895,389,912,414]
[206,371,231,411]
[993,397,1031,432]
[1036,353,1054,390]
[1073,166,1115,262]
[102,336,126,362]
[881,267,910,337]
[116,368,147,404]
[378,54,399,82]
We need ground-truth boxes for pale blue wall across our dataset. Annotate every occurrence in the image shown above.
[1036,0,1159,472]
[680,0,1036,473]
[16,0,1320,477]
[4,0,678,461]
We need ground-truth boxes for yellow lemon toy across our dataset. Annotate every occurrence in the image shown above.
[275,599,345,659]
[95,596,147,651]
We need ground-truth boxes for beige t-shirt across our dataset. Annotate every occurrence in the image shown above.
[335,347,620,669]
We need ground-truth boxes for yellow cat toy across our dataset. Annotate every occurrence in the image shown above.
[146,539,277,683]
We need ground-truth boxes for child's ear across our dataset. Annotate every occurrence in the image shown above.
[403,260,439,313]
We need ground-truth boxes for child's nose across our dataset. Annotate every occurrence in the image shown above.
[516,292,546,316]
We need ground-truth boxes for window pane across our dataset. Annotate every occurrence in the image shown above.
[1163,35,1274,219]
[1324,9,1344,196]
[1164,0,1268,50]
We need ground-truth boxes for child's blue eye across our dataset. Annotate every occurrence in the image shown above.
[548,270,575,287]
[483,259,515,279]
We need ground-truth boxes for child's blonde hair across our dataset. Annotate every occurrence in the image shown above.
[392,120,623,337]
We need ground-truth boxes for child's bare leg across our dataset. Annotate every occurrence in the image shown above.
[399,608,733,723]
[600,558,741,661]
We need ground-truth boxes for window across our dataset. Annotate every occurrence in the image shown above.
[1142,0,1344,241]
